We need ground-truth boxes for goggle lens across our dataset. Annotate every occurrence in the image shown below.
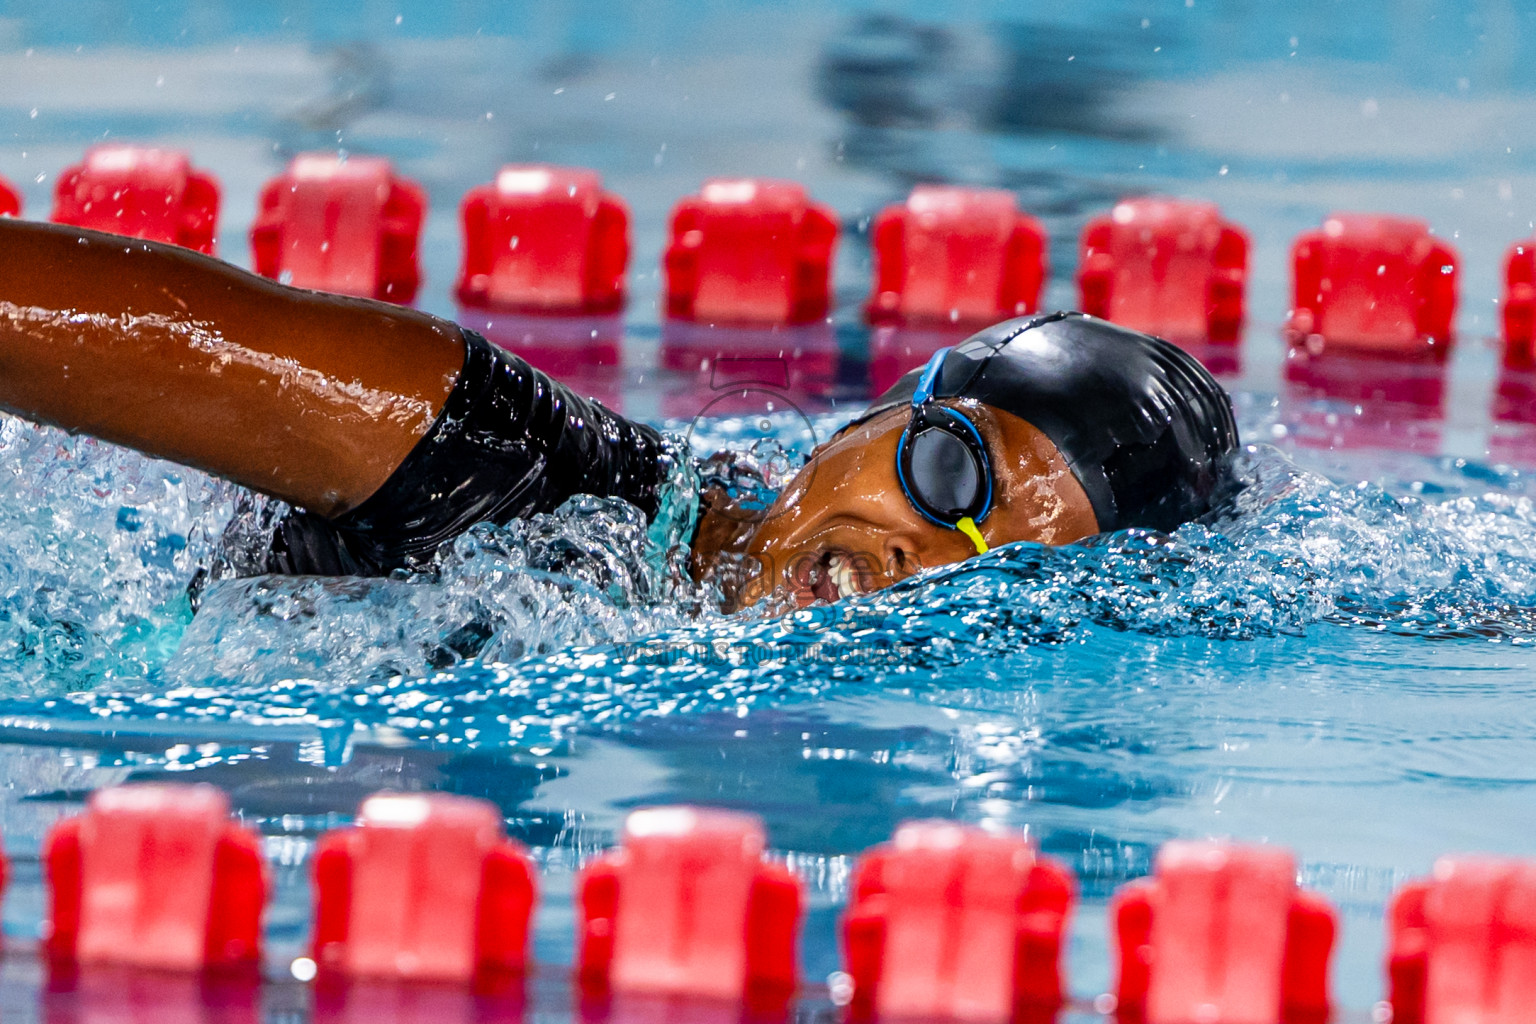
[906,424,984,520]
[895,347,995,553]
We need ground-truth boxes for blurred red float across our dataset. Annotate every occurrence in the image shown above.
[1500,237,1536,369]
[0,175,19,218]
[250,153,425,303]
[1286,213,1457,359]
[44,783,266,972]
[866,185,1045,327]
[52,144,219,254]
[1112,841,1335,1024]
[664,178,837,325]
[577,807,801,1005]
[1386,856,1536,1024]
[1078,197,1248,343]
[457,165,629,315]
[310,793,535,984]
[841,820,1074,1022]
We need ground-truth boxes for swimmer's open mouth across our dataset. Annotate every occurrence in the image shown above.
[799,549,876,603]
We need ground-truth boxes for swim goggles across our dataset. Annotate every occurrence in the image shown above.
[895,348,993,555]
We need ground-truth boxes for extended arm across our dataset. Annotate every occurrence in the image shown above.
[0,218,465,516]
[0,219,673,579]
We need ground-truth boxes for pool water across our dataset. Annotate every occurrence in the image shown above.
[0,0,1535,1016]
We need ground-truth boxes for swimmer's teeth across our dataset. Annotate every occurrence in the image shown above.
[828,552,860,598]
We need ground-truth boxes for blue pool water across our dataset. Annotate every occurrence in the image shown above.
[0,0,1535,1016]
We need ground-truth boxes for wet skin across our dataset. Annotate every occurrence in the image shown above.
[693,401,1101,609]
[0,219,463,517]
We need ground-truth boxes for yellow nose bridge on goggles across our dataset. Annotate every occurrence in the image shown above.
[956,516,988,555]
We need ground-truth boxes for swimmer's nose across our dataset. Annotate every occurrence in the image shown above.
[880,534,927,580]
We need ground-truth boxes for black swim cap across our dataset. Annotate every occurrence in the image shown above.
[857,311,1240,533]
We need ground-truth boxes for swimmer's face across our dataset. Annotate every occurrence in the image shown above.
[724,402,1099,608]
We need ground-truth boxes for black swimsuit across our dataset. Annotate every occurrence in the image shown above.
[259,329,673,577]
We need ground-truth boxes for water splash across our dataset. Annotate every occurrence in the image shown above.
[2,406,1536,745]
[164,494,711,692]
[0,415,237,694]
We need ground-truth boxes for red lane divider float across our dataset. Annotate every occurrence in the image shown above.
[251,153,425,304]
[22,782,1536,1024]
[311,792,535,984]
[658,177,840,392]
[1387,856,1536,1024]
[457,164,629,315]
[841,820,1073,1022]
[0,824,11,925]
[664,178,838,326]
[43,783,267,972]
[1501,237,1536,370]
[866,185,1046,327]
[51,144,220,254]
[1078,197,1249,344]
[1111,841,1335,1024]
[577,806,801,1006]
[1286,213,1458,360]
[860,185,1035,391]
[0,175,19,217]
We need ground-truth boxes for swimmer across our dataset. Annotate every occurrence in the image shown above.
[0,219,1239,608]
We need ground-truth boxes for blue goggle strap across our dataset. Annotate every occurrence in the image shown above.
[911,347,951,407]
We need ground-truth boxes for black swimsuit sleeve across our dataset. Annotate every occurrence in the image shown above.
[262,328,670,577]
